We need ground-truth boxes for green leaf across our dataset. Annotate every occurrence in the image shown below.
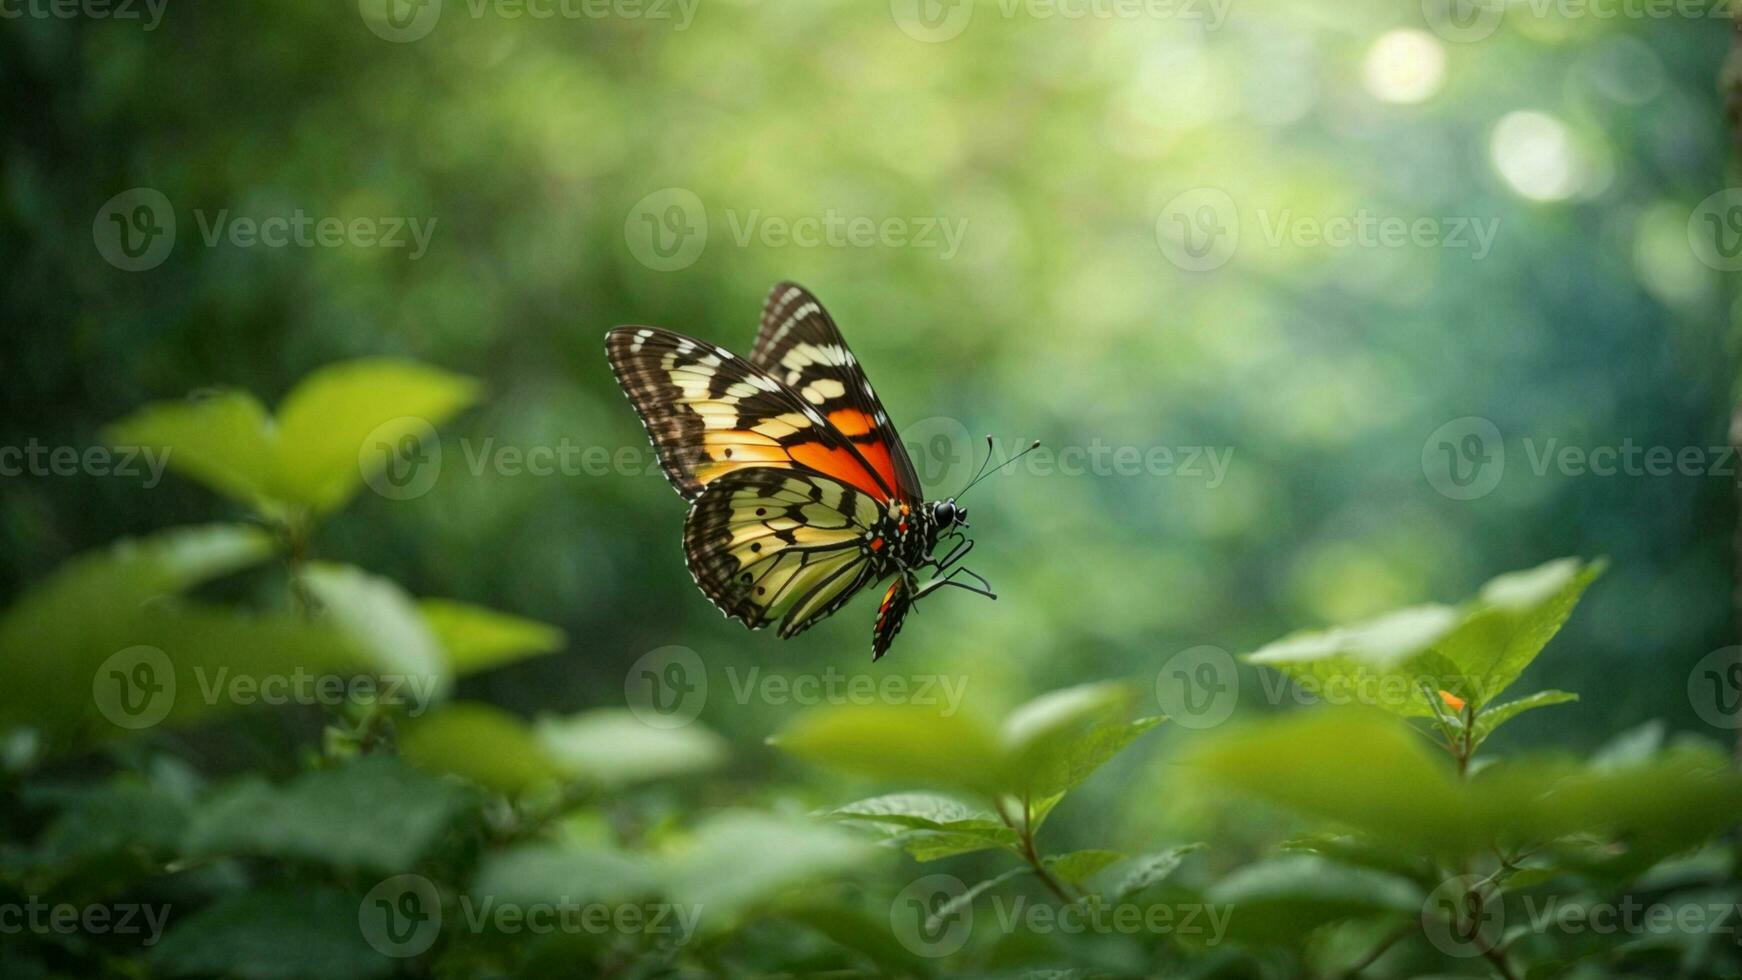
[661,812,877,923]
[0,526,370,752]
[150,886,390,980]
[418,598,564,677]
[1000,681,1133,759]
[1084,845,1205,901]
[1205,855,1423,943]
[926,866,1032,934]
[536,709,726,787]
[772,703,1006,796]
[1434,558,1605,705]
[302,563,449,701]
[1186,709,1471,855]
[824,795,1019,860]
[181,755,471,873]
[824,792,995,831]
[272,358,480,515]
[19,778,190,887]
[107,359,479,521]
[105,391,278,516]
[1246,558,1604,715]
[1194,709,1742,862]
[398,703,563,794]
[1470,690,1578,747]
[1045,849,1126,886]
[1019,714,1166,800]
[775,681,1161,801]
[401,704,727,794]
[472,843,656,906]
[892,828,1019,861]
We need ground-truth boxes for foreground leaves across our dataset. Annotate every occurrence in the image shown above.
[107,359,480,522]
[1187,708,1742,860]
[1247,558,1604,719]
[774,681,1164,802]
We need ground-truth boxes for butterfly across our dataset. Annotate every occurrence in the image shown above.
[606,282,1035,659]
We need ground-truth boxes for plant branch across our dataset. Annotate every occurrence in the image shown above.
[995,792,1077,905]
[1336,919,1417,979]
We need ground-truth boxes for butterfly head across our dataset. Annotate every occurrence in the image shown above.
[932,499,968,530]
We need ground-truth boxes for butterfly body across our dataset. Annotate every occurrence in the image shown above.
[606,282,992,659]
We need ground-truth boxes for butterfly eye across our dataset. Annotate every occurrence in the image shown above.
[934,501,958,525]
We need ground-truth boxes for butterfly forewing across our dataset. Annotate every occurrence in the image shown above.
[684,469,882,637]
[606,325,896,501]
[752,282,924,503]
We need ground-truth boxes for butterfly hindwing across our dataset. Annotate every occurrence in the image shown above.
[606,326,896,502]
[752,283,923,503]
[684,468,884,637]
[872,577,913,661]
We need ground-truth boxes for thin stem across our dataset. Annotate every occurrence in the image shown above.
[1337,920,1417,979]
[1481,942,1521,980]
[995,793,1077,905]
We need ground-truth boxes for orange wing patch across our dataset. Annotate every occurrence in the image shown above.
[790,441,890,500]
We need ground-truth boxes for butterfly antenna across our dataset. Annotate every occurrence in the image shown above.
[956,437,1042,501]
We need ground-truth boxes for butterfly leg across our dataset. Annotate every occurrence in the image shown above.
[927,532,974,573]
[916,565,997,601]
